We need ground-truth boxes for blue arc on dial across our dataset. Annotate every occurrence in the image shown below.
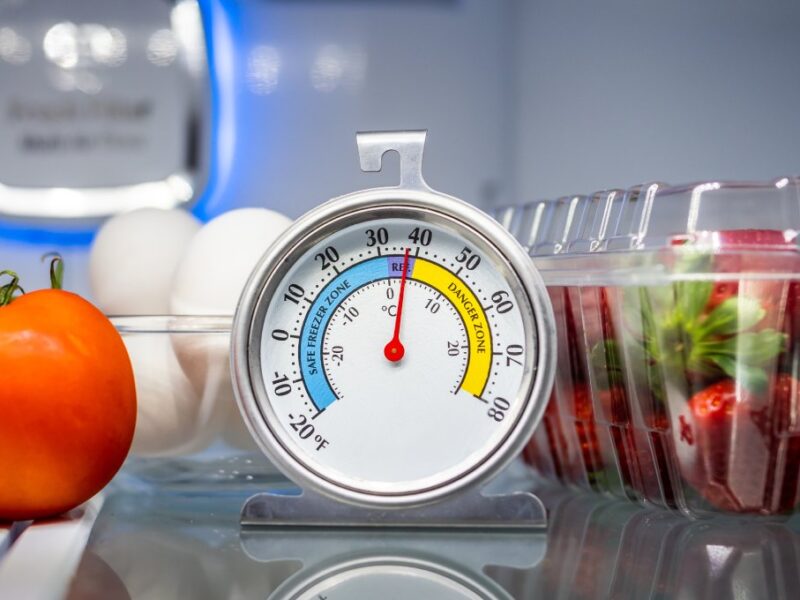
[299,255,416,410]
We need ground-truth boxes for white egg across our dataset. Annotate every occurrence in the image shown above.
[221,400,262,451]
[90,208,210,457]
[170,208,293,314]
[124,335,220,457]
[170,208,293,451]
[89,208,201,315]
[167,330,264,452]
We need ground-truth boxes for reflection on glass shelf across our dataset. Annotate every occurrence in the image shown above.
[67,489,545,599]
[66,492,296,600]
[66,484,800,599]
[243,527,543,599]
[491,486,800,599]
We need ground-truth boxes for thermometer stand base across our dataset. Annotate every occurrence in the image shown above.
[240,489,547,531]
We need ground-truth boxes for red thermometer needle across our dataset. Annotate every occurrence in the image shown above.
[384,248,411,362]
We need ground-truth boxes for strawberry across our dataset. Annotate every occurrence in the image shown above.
[577,285,655,500]
[523,385,600,488]
[525,288,596,487]
[568,377,646,498]
[523,394,571,481]
[676,375,800,513]
[522,425,556,478]
[674,229,796,324]
[671,229,795,252]
[568,383,605,490]
[706,280,738,311]
[600,229,796,513]
[534,228,797,514]
[583,289,682,505]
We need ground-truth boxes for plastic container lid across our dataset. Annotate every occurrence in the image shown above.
[500,176,800,256]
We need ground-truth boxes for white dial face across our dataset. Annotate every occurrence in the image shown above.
[254,212,537,497]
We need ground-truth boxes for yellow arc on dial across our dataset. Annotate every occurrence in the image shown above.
[411,258,493,397]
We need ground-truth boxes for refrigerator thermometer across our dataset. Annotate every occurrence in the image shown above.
[232,131,555,509]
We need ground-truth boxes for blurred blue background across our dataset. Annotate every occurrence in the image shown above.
[1,0,799,295]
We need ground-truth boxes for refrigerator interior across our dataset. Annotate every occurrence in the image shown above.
[2,2,800,597]
[3,0,800,297]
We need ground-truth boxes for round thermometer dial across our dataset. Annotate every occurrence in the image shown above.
[233,192,554,507]
[275,556,508,600]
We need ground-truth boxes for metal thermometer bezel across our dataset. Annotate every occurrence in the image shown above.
[232,187,555,508]
[271,555,511,600]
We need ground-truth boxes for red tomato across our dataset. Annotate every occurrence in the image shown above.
[0,289,136,521]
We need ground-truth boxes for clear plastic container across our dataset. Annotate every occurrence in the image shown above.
[509,177,800,517]
[110,316,282,492]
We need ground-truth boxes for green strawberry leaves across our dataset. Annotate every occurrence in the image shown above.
[707,356,770,392]
[702,330,787,392]
[590,338,625,389]
[695,330,786,364]
[648,278,785,394]
[675,280,713,324]
[684,292,785,393]
[695,296,765,337]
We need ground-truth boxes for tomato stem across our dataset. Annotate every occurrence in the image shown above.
[41,253,64,290]
[0,270,25,307]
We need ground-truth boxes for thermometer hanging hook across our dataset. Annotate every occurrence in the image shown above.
[357,130,431,192]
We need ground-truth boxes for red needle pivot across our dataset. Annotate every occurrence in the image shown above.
[384,248,411,362]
